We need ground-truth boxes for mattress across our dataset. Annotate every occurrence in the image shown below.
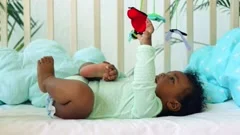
[0,101,240,135]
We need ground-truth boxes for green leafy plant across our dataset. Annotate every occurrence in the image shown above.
[0,0,42,51]
[183,0,239,15]
[168,0,239,44]
[169,0,240,16]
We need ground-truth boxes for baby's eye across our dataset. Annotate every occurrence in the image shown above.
[170,77,175,83]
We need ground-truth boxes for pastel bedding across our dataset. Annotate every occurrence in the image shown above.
[0,28,240,108]
[185,28,240,105]
[0,39,106,107]
[1,100,240,135]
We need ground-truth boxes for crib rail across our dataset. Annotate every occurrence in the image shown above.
[117,0,125,72]
[187,0,194,63]
[47,0,54,40]
[230,0,239,29]
[164,0,171,72]
[210,0,217,45]
[0,0,7,47]
[71,0,78,55]
[23,0,30,46]
[94,0,101,50]
[0,0,239,72]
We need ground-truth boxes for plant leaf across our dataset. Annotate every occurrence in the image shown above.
[7,21,16,41]
[13,23,43,50]
[7,2,24,29]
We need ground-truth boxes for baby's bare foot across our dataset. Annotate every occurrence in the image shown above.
[37,56,55,93]
[80,62,108,79]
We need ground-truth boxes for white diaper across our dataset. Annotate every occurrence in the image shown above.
[46,75,88,118]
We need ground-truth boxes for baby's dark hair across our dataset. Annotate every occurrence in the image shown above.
[175,70,206,116]
[158,70,206,117]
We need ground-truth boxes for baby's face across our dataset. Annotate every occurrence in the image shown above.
[155,71,191,100]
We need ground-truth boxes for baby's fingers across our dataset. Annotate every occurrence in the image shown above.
[108,64,116,70]
[103,73,109,81]
[109,70,117,76]
[108,75,117,81]
[146,19,153,25]
[146,19,154,33]
[136,34,142,40]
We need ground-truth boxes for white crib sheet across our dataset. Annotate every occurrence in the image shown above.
[0,101,240,135]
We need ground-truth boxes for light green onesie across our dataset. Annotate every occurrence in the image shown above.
[47,45,163,119]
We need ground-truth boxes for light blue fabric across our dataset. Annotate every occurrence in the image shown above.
[0,39,106,107]
[185,28,240,106]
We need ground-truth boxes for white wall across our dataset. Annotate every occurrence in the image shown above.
[8,0,233,74]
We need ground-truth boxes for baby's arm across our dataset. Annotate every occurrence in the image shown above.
[132,20,162,118]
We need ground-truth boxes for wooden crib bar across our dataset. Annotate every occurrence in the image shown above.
[164,0,171,72]
[94,0,101,49]
[210,0,217,45]
[71,0,78,54]
[23,0,31,46]
[187,0,194,62]
[142,0,148,13]
[0,0,7,47]
[230,0,239,29]
[117,0,124,72]
[47,0,54,40]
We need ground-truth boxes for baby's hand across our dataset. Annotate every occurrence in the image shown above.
[137,19,154,45]
[103,62,118,81]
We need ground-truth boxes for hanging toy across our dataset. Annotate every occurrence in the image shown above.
[148,13,166,22]
[127,0,166,42]
[165,0,191,51]
[127,7,148,40]
[148,0,166,23]
[165,29,192,51]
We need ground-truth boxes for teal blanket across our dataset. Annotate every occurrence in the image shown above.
[185,28,240,106]
[0,39,106,107]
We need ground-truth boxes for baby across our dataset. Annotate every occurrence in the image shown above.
[37,20,205,119]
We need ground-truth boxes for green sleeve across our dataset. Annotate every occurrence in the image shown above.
[131,45,162,118]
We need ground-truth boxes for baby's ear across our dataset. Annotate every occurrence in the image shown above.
[166,99,181,112]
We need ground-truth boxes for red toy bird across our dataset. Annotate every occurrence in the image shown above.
[127,7,148,38]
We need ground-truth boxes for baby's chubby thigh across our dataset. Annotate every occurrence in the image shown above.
[56,76,94,119]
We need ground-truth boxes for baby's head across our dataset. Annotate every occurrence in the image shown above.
[155,70,205,116]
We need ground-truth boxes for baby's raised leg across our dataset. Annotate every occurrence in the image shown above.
[37,56,94,119]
